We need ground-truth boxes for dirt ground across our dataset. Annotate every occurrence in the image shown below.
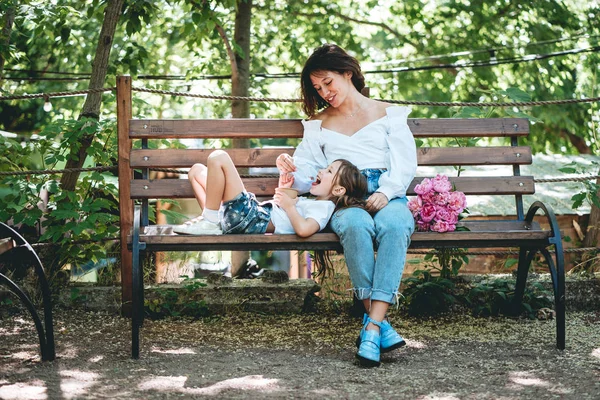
[1,308,599,400]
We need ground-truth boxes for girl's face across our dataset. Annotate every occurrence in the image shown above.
[310,160,343,199]
[310,70,352,108]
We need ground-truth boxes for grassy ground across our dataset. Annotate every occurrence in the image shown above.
[1,305,599,399]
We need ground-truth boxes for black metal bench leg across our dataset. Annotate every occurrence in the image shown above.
[0,273,50,360]
[523,201,566,350]
[540,248,565,350]
[0,223,55,361]
[131,206,145,359]
[512,247,537,308]
[27,243,56,361]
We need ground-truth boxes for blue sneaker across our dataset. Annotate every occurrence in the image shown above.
[380,319,406,353]
[356,316,381,367]
[355,314,406,353]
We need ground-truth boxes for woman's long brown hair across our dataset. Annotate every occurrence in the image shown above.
[300,43,366,117]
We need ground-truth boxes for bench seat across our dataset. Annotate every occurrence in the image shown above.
[129,220,549,252]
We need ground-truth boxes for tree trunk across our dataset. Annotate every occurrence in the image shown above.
[231,0,251,121]
[59,0,125,191]
[0,4,16,86]
[556,127,592,154]
[583,174,600,247]
[230,0,253,275]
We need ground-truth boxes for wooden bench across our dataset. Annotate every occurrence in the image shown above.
[116,76,565,359]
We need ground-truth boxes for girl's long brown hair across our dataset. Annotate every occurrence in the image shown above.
[313,159,368,279]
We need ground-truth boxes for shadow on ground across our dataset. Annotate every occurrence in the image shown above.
[1,309,599,399]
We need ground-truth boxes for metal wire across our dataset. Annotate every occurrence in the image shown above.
[2,85,599,107]
[1,165,598,183]
[132,86,600,107]
[0,87,116,101]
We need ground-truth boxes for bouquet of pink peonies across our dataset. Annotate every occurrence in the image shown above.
[408,174,467,232]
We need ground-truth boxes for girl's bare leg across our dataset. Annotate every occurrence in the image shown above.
[188,163,208,209]
[204,150,245,210]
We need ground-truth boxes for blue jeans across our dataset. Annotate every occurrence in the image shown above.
[330,169,415,305]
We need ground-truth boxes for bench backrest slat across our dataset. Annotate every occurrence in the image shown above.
[131,148,294,168]
[130,176,535,199]
[130,146,532,168]
[129,118,529,139]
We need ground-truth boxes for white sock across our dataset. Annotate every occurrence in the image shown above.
[202,208,219,224]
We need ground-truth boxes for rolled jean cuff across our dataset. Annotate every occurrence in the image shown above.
[352,287,372,301]
[352,288,400,305]
[371,289,400,305]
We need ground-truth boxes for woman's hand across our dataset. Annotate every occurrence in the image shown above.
[276,153,297,173]
[366,192,389,212]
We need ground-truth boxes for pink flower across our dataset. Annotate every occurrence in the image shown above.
[420,190,436,205]
[420,203,437,223]
[431,220,451,233]
[433,191,450,206]
[414,178,433,195]
[416,220,431,232]
[432,174,453,193]
[435,206,452,222]
[408,197,422,217]
[445,211,459,225]
[448,191,467,212]
[409,175,467,233]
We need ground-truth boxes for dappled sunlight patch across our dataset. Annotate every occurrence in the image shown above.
[88,355,104,363]
[311,388,339,396]
[508,371,550,388]
[505,371,572,394]
[0,318,36,336]
[405,338,427,349]
[58,344,80,359]
[8,351,39,361]
[138,375,280,395]
[151,347,196,355]
[591,348,600,359]
[0,326,28,337]
[0,381,47,400]
[59,370,100,399]
[138,376,187,391]
[416,393,460,400]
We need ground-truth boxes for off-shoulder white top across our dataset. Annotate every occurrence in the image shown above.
[292,106,417,200]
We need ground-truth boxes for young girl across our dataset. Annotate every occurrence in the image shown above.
[173,150,367,238]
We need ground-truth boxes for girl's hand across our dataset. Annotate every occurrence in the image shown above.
[278,172,294,188]
[366,192,389,212]
[273,189,298,211]
[276,153,297,173]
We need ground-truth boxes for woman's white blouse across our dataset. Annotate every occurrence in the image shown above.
[292,106,417,200]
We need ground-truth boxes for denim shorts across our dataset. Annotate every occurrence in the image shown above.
[221,191,273,234]
[361,168,387,195]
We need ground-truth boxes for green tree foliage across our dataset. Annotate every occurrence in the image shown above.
[3,0,598,151]
[0,0,599,276]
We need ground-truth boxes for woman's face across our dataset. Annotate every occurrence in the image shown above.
[310,70,352,108]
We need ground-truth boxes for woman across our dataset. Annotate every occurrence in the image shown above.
[276,43,417,367]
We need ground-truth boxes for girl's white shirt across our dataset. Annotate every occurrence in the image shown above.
[292,106,417,200]
[269,197,335,234]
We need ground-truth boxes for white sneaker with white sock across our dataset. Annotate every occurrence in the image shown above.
[173,217,222,235]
